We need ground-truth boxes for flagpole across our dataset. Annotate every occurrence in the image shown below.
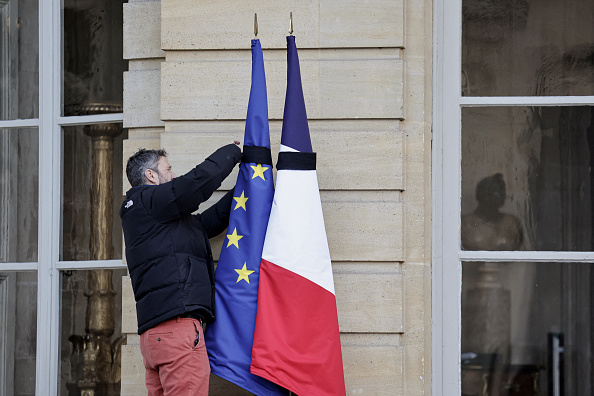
[254,13,258,39]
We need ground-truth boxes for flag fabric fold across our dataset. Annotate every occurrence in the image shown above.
[250,35,347,396]
[205,38,287,396]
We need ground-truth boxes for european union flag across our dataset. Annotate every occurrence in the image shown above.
[205,39,287,396]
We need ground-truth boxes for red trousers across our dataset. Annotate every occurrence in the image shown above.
[140,316,210,396]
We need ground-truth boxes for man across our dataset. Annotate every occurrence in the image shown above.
[120,142,242,395]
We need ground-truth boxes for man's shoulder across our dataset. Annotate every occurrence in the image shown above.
[120,185,151,218]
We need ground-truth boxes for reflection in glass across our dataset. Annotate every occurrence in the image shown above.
[462,261,594,395]
[63,0,126,116]
[0,128,38,263]
[0,271,37,395]
[462,173,524,251]
[462,0,594,96]
[60,268,127,395]
[462,106,594,251]
[0,0,39,120]
[61,125,127,261]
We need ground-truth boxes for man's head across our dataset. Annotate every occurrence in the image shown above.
[126,148,177,187]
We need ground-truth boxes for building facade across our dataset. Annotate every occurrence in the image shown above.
[120,0,431,394]
[1,0,594,395]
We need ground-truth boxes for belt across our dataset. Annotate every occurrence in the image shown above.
[179,312,202,321]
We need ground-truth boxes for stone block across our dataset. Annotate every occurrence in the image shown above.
[128,59,163,71]
[320,0,404,48]
[124,69,164,128]
[161,51,404,120]
[120,344,146,395]
[322,191,403,261]
[126,334,140,345]
[123,2,165,60]
[127,127,163,140]
[341,334,404,395]
[121,276,138,335]
[161,0,403,49]
[159,125,403,191]
[334,263,403,333]
[313,128,403,191]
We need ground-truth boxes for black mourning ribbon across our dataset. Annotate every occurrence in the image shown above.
[242,145,273,165]
[276,151,316,171]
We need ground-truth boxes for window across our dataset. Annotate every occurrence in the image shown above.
[0,0,127,394]
[434,0,594,394]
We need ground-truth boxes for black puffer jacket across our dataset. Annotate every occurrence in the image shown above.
[120,144,242,334]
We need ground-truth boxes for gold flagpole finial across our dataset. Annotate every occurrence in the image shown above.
[289,12,293,36]
[254,13,258,39]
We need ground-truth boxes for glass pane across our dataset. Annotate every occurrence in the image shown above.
[462,261,594,395]
[60,268,127,395]
[61,125,128,261]
[462,0,594,96]
[0,0,39,120]
[461,106,594,251]
[0,271,37,395]
[0,128,38,263]
[62,0,127,116]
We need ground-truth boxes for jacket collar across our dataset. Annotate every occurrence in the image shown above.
[125,184,152,198]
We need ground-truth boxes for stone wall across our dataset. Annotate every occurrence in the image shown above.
[121,0,432,394]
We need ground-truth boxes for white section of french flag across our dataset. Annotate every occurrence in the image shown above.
[260,166,335,294]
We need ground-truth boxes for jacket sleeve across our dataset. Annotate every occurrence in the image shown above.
[198,187,235,238]
[142,144,242,223]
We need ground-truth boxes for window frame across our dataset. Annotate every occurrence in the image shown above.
[432,0,594,394]
[0,0,126,393]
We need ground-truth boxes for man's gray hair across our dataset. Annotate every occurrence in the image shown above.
[126,148,168,187]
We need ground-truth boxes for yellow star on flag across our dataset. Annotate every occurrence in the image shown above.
[233,190,248,211]
[226,227,243,249]
[235,263,255,284]
[251,163,269,180]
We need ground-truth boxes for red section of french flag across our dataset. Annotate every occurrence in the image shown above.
[251,259,345,396]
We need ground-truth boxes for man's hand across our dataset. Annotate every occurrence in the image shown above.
[232,140,240,145]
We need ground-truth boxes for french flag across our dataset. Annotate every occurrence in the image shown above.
[250,35,346,396]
